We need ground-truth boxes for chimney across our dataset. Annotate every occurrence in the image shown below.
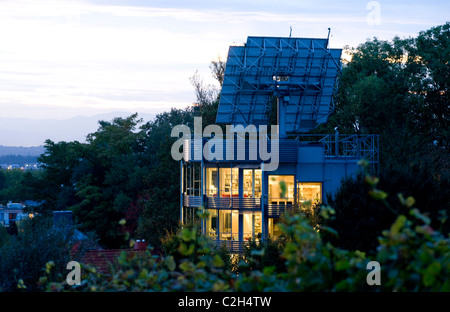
[53,210,74,230]
[134,239,148,251]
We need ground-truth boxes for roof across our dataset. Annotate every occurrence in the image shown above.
[78,249,144,273]
[72,242,161,274]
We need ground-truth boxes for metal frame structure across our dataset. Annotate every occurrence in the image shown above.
[216,36,342,136]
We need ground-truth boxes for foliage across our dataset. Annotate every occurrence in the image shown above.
[0,216,71,292]
[314,23,449,177]
[40,195,450,292]
[40,164,449,292]
[0,169,43,204]
[376,209,450,291]
[0,225,9,248]
[44,222,235,292]
[326,162,449,254]
[314,22,449,254]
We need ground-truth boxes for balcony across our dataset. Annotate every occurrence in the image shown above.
[213,239,250,254]
[207,196,261,211]
[267,200,294,218]
[182,194,202,208]
[183,194,262,211]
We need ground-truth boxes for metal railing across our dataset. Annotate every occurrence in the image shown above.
[291,133,380,173]
[213,240,250,254]
[183,194,202,208]
[267,200,294,218]
[207,197,261,211]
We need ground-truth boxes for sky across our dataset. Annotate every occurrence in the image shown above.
[0,0,448,145]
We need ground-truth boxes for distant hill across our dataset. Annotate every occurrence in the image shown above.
[0,145,45,156]
[0,112,155,147]
[0,146,45,166]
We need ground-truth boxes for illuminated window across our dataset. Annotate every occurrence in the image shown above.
[243,169,262,198]
[206,168,218,196]
[297,182,322,206]
[218,210,239,240]
[219,168,238,197]
[243,211,262,241]
[206,209,217,238]
[268,175,295,203]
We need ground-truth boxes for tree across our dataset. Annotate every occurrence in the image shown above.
[0,216,71,291]
[70,114,147,248]
[37,140,85,213]
[209,56,225,87]
[136,108,194,246]
[135,59,225,247]
[313,23,450,251]
[0,170,6,190]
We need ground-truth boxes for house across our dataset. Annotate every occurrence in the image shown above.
[179,35,379,253]
[0,201,29,227]
[52,210,153,274]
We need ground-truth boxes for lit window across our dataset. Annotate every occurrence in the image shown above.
[297,182,322,206]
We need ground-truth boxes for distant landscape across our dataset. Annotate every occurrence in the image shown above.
[0,112,156,166]
[0,112,155,147]
[0,145,45,157]
[0,146,44,167]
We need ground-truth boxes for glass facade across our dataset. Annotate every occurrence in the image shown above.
[243,211,262,241]
[243,169,262,198]
[206,168,218,196]
[297,182,322,207]
[219,168,239,197]
[201,168,322,242]
[268,175,295,238]
[268,175,295,205]
[205,167,262,241]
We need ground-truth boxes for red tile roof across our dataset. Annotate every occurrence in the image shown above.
[76,243,162,274]
[80,249,138,273]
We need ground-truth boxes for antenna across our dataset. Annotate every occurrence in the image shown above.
[289,26,292,38]
[327,28,331,48]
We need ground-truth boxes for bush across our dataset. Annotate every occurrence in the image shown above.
[39,165,449,292]
[41,205,449,292]
[44,225,235,292]
[326,163,449,254]
[0,216,71,291]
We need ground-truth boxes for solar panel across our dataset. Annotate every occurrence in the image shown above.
[216,36,342,134]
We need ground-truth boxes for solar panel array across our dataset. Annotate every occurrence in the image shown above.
[216,36,342,133]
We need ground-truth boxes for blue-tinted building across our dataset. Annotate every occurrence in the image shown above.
[180,36,379,252]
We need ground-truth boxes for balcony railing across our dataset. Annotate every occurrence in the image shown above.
[183,194,297,217]
[267,200,294,218]
[213,240,250,254]
[207,196,261,211]
[183,194,203,208]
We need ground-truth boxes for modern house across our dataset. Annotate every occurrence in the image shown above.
[179,35,379,252]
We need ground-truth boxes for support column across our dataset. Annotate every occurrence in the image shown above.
[201,160,205,235]
[261,163,268,242]
[277,96,288,139]
[180,161,184,225]
[238,168,244,242]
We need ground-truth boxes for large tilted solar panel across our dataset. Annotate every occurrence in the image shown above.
[216,36,342,133]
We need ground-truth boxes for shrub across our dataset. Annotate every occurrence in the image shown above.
[40,167,449,292]
[0,216,71,291]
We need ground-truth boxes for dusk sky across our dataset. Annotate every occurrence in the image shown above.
[0,0,448,145]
